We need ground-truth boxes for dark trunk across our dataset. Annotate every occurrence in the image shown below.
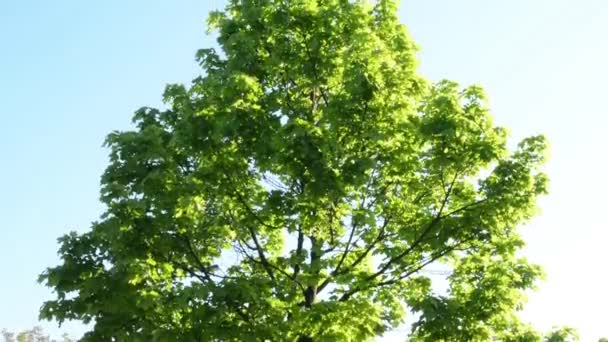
[297,236,321,342]
[304,286,316,307]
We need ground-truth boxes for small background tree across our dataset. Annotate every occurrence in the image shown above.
[1,327,71,342]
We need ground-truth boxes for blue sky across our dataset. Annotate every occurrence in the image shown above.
[1,0,606,340]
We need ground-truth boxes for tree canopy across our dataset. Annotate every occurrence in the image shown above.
[40,0,550,341]
[543,327,579,342]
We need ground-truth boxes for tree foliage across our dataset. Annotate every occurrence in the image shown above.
[542,327,579,342]
[1,326,71,342]
[40,0,549,341]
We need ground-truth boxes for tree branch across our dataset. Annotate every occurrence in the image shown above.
[233,189,278,230]
[440,198,488,219]
[180,235,213,282]
[317,216,391,293]
[339,238,471,301]
[225,207,277,283]
[304,236,322,307]
[293,224,305,279]
[245,224,276,282]
[365,172,459,282]
[236,239,305,292]
[324,200,339,253]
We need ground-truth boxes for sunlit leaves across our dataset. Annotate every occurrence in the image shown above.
[40,0,549,341]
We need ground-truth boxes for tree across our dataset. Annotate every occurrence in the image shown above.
[1,330,15,342]
[16,326,48,342]
[39,0,549,341]
[1,326,71,342]
[543,327,579,342]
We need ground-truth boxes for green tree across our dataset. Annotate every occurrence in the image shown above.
[39,0,549,341]
[16,326,48,342]
[1,326,71,342]
[543,327,579,342]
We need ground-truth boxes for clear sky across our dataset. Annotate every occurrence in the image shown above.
[1,0,606,340]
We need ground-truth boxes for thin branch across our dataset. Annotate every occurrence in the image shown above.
[225,208,276,282]
[293,224,305,279]
[246,224,276,282]
[440,198,488,219]
[325,200,338,252]
[342,217,391,273]
[374,243,460,287]
[303,235,322,307]
[339,238,471,301]
[181,235,213,282]
[217,162,278,231]
[233,189,278,230]
[174,260,210,284]
[150,240,213,284]
[365,172,459,282]
[333,217,357,279]
[317,216,391,293]
[236,239,305,292]
[330,170,379,277]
